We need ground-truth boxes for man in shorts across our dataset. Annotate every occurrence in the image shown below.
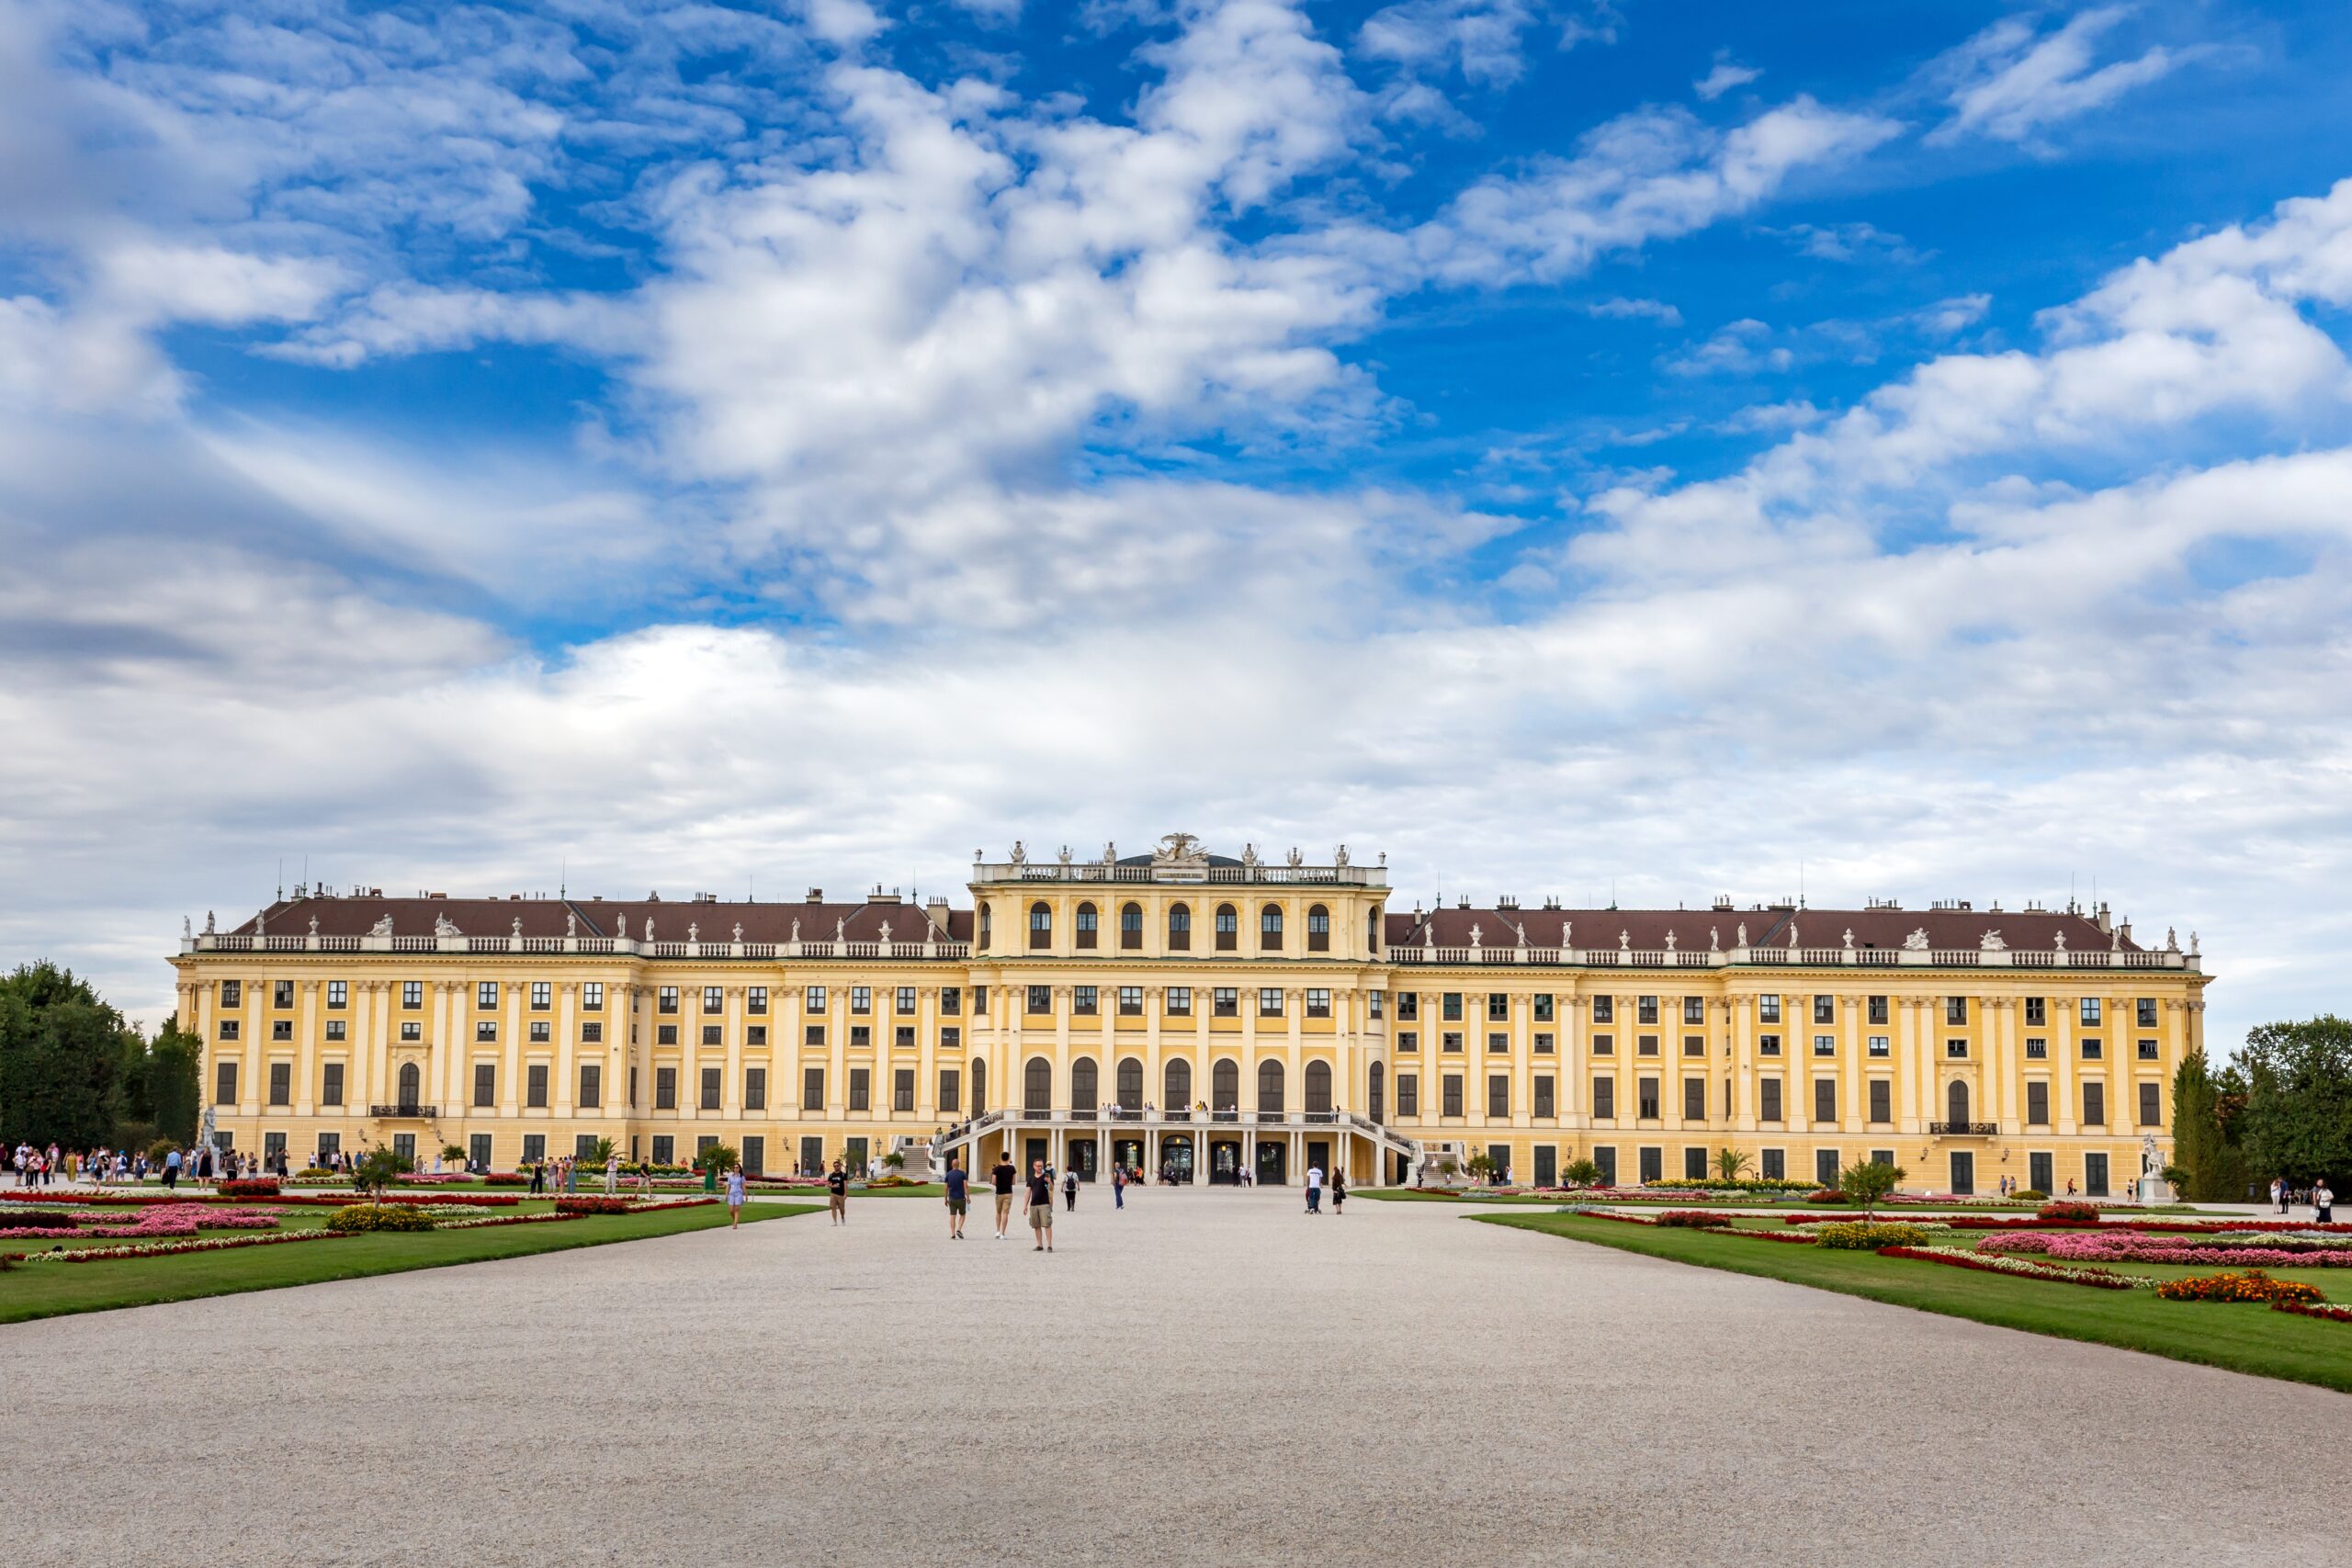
[1024,1157,1055,1252]
[944,1157,969,1239]
[990,1150,1018,1239]
[827,1158,849,1225]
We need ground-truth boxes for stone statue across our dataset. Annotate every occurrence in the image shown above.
[1787,923,1799,949]
[1057,844,1072,866]
[644,916,656,942]
[1241,842,1261,870]
[1102,840,1116,864]
[566,910,577,938]
[2141,1133,2161,1175]
[1736,922,1747,948]
[1709,926,1720,953]
[1468,922,1483,948]
[688,922,699,943]
[183,915,193,939]
[1903,927,1930,951]
[1333,843,1350,867]
[1665,930,1678,952]
[1618,930,1629,950]
[308,915,319,938]
[205,909,216,934]
[1155,831,1203,863]
[835,917,845,942]
[1561,920,1572,949]
[512,917,523,939]
[2165,926,2178,952]
[434,911,460,937]
[1980,929,2006,951]
[790,918,801,942]
[2053,930,2066,953]
[732,921,743,942]
[880,921,892,943]
[616,913,628,939]
[1286,846,1304,868]
[1010,840,1027,866]
[254,910,266,936]
[2188,930,2199,953]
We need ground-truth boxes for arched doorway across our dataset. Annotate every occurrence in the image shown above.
[1024,1056,1052,1112]
[1305,1060,1332,1115]
[1948,1079,1971,1127]
[1205,1138,1241,1185]
[397,1061,421,1111]
[1161,1134,1195,1184]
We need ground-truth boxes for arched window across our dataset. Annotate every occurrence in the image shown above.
[1948,1079,1970,1128]
[978,904,992,951]
[1165,1057,1193,1108]
[1215,903,1238,952]
[397,1061,421,1110]
[1075,902,1098,950]
[1029,901,1052,951]
[1116,1056,1143,1106]
[1024,1055,1053,1111]
[1257,1059,1285,1113]
[1260,903,1283,951]
[1120,903,1143,950]
[1305,1060,1332,1113]
[1367,906,1381,953]
[971,1056,987,1112]
[1307,903,1330,952]
[1212,1057,1238,1111]
[1169,903,1193,951]
[1369,1061,1385,1124]
[1071,1056,1098,1110]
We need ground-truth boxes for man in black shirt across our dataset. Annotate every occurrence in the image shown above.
[827,1158,848,1226]
[989,1153,1018,1239]
[1023,1158,1055,1252]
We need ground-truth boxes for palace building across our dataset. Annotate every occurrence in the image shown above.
[171,834,2209,1195]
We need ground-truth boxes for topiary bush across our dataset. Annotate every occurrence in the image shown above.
[481,1173,529,1187]
[2011,1189,2048,1202]
[325,1203,437,1233]
[2038,1201,2102,1223]
[2156,1269,2324,1304]
[1814,1221,1929,1249]
[1804,1190,1849,1205]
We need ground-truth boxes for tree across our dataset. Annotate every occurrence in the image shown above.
[1561,1158,1602,1189]
[694,1143,741,1178]
[355,1146,409,1207]
[440,1143,468,1164]
[1838,1158,1905,1219]
[142,1017,203,1147]
[584,1136,617,1167]
[1713,1147,1753,1183]
[1463,1152,1494,1183]
[2239,1017,2352,1186]
[2168,1050,2244,1201]
[0,962,131,1150]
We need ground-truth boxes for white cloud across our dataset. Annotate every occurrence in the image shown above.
[1357,0,1548,89]
[1693,61,1760,102]
[1928,6,2178,147]
[1584,296,1683,325]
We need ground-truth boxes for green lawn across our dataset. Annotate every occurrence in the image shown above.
[1354,1190,2232,1214]
[1483,1213,2352,1393]
[0,1201,818,1324]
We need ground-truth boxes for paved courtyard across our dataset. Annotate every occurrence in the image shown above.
[6,1190,2345,1564]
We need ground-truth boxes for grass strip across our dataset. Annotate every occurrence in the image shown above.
[0,1201,818,1325]
[1481,1212,2352,1393]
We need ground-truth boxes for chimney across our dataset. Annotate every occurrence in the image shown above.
[807,888,824,903]
[2095,901,2112,934]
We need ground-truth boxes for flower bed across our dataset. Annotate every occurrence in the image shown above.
[1,1205,281,1241]
[553,1196,632,1215]
[1803,1190,1849,1205]
[2037,1200,2103,1223]
[1980,1232,2352,1266]
[5,1230,351,1265]
[1877,1244,2150,1289]
[2157,1269,2325,1303]
[326,1204,436,1233]
[480,1173,530,1187]
[1653,1210,1734,1228]
[2270,1298,2352,1324]
[216,1179,282,1198]
[0,1211,79,1232]
[1814,1221,1931,1250]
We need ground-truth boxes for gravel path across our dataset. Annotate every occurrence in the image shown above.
[5,1189,2342,1564]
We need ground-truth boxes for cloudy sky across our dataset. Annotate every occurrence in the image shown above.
[4,0,2350,1051]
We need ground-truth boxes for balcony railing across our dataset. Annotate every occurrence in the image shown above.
[1928,1121,1998,1136]
[368,1103,437,1119]
[186,932,969,961]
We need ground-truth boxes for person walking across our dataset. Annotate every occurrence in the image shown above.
[1305,1163,1323,1214]
[1062,1167,1079,1213]
[1024,1158,1055,1252]
[2275,1175,2291,1215]
[605,1154,619,1195]
[726,1165,747,1229]
[162,1146,180,1191]
[1112,1164,1126,1210]
[2316,1178,2336,1224]
[1330,1168,1346,1214]
[990,1150,1018,1239]
[944,1158,969,1239]
[827,1158,849,1226]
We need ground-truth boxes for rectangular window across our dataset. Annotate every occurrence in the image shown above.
[272,1019,292,1041]
[527,1063,548,1108]
[940,1026,958,1052]
[804,1066,824,1109]
[1867,1034,1889,1057]
[1167,987,1192,1016]
[849,1025,870,1048]
[473,1063,495,1108]
[2027,1081,2050,1125]
[529,1021,550,1043]
[1946,1038,1968,1059]
[325,1020,346,1042]
[1760,1147,1785,1180]
[894,1069,915,1112]
[1684,1146,1708,1180]
[1488,1032,1508,1055]
[583,982,604,1010]
[1592,1145,1617,1185]
[746,986,766,1015]
[327,980,347,1009]
[1592,1077,1615,1119]
[972,985,988,1015]
[1686,1035,1707,1057]
[1442,1032,1464,1053]
[651,1135,673,1167]
[1760,1078,1782,1122]
[316,1132,341,1164]
[1680,997,1702,1026]
[1637,996,1659,1025]
[2085,1153,2109,1197]
[1682,1078,1704,1121]
[941,987,960,1016]
[2082,1082,2106,1125]
[1369,991,1385,1020]
[477,981,498,1010]
[1639,1147,1663,1185]
[1758,1033,1781,1057]
[1396,1074,1419,1117]
[851,987,872,1014]
[1869,1079,1891,1122]
[1488,993,1510,1021]
[1259,988,1283,1017]
[1214,988,1238,1018]
[1813,1079,1836,1123]
[1813,1033,1835,1057]
[655,1067,677,1111]
[1533,994,1554,1022]
[2137,1038,2159,1062]
[1590,1032,1612,1056]
[322,1062,345,1106]
[656,1024,676,1046]
[1637,1077,1659,1119]
[747,1025,767,1047]
[2081,1038,2103,1060]
[700,1066,721,1111]
[530,980,551,1010]
[849,1068,870,1111]
[806,1025,825,1048]
[1534,1076,1555,1118]
[525,1134,548,1164]
[221,979,242,1008]
[1397,1031,1419,1053]
[657,987,678,1014]
[1442,993,1463,1021]
[894,1025,914,1049]
[1590,995,1613,1023]
[1868,995,1889,1026]
[2025,996,2046,1026]
[700,986,722,1015]
[806,986,827,1014]
[938,1069,960,1112]
[1636,1034,1658,1057]
[745,1067,766,1111]
[1119,987,1144,1016]
[268,1061,291,1106]
[1813,995,1835,1025]
[1442,1075,1464,1117]
[1306,988,1331,1020]
[2138,1081,2160,1125]
[1074,986,1098,1016]
[2026,1036,2047,1059]
[2030,1150,2053,1191]
[275,979,295,1009]
[400,1022,419,1042]
[1029,985,1052,1015]
[897,987,916,1014]
[1757,995,1781,1024]
[402,980,422,1010]
[1396,992,1419,1021]
[1946,996,1968,1025]
[1487,1075,1509,1117]
[2137,998,2157,1029]
[1534,1032,1554,1055]
[1815,1149,1840,1187]
[2080,997,2102,1026]
[580,1063,602,1109]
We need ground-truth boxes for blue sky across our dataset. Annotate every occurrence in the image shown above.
[6,0,2352,1053]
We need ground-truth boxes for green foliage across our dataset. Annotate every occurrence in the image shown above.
[2170,1049,2246,1201]
[141,1017,203,1146]
[883,1150,906,1169]
[0,961,132,1149]
[2239,1017,2352,1186]
[326,1203,436,1233]
[1813,1220,1929,1249]
[1560,1158,1603,1188]
[693,1143,741,1178]
[1463,1152,1494,1180]
[584,1136,617,1167]
[146,1139,180,1164]
[1713,1147,1753,1182]
[354,1146,410,1205]
[440,1143,468,1163]
[1837,1158,1905,1217]
[2011,1189,2048,1202]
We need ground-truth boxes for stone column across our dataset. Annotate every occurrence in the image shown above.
[502,981,524,1116]
[556,982,578,1115]
[296,979,320,1115]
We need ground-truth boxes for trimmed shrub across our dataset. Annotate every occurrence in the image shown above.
[481,1173,529,1187]
[0,1210,78,1230]
[217,1179,281,1198]
[2155,1269,2324,1304]
[2038,1200,2102,1223]
[325,1203,436,1233]
[2011,1189,2049,1202]
[1804,1190,1849,1205]
[1654,1210,1734,1228]
[553,1196,632,1215]
[1814,1221,1929,1249]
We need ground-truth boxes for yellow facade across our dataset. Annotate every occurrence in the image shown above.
[172,836,2209,1195]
